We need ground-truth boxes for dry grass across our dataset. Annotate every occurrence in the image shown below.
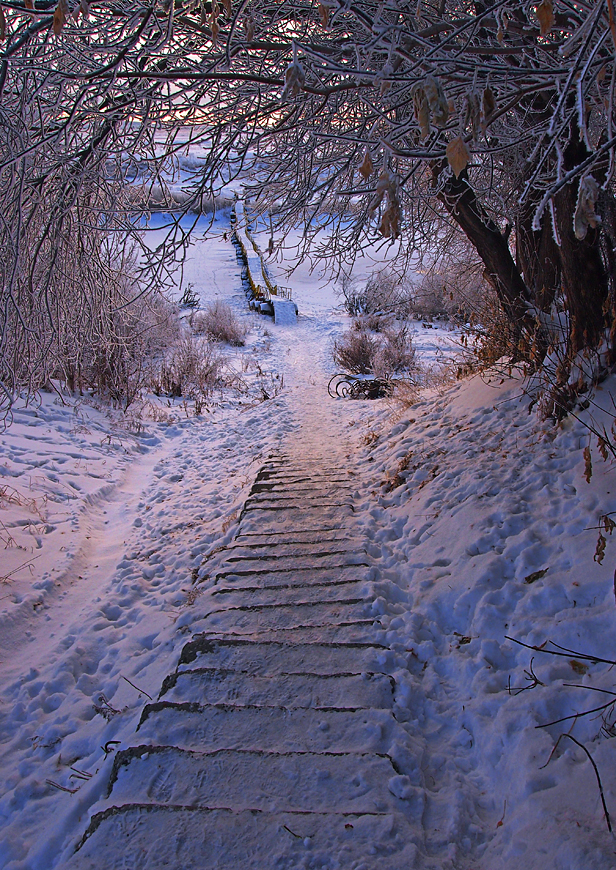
[192,301,247,347]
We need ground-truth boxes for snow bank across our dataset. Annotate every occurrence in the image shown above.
[354,371,616,867]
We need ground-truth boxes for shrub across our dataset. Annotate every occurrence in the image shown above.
[192,300,247,346]
[154,335,222,401]
[334,321,418,379]
[372,325,417,379]
[333,328,380,374]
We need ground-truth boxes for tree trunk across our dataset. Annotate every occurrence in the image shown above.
[552,134,610,355]
[434,164,535,340]
[515,202,561,313]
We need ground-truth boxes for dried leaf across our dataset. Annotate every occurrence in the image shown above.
[464,91,481,141]
[0,7,5,41]
[369,169,391,215]
[583,445,593,482]
[423,75,449,127]
[525,568,549,584]
[211,16,220,45]
[598,436,610,462]
[25,0,34,9]
[536,0,555,37]
[574,175,601,240]
[595,533,606,564]
[379,202,401,239]
[446,136,470,178]
[281,59,305,99]
[222,0,232,17]
[358,148,373,181]
[318,2,329,28]
[569,659,588,675]
[482,86,496,132]
[603,514,616,534]
[244,14,254,41]
[52,0,67,35]
[412,86,430,140]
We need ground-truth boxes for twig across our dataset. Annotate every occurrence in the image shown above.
[536,700,616,729]
[282,824,302,839]
[121,675,153,701]
[506,636,616,667]
[46,779,79,794]
[1,554,41,583]
[541,734,612,833]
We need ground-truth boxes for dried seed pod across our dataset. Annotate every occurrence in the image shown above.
[574,175,601,240]
[423,75,449,127]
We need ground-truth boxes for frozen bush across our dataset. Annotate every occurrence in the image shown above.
[192,301,247,346]
[372,326,417,379]
[332,328,380,374]
[154,335,223,401]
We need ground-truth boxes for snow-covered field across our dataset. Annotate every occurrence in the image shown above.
[1,210,616,869]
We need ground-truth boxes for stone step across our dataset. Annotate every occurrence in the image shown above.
[106,745,403,814]
[195,599,373,633]
[67,806,419,870]
[220,539,363,557]
[216,552,367,574]
[249,481,356,495]
[211,577,370,607]
[215,564,373,588]
[238,508,352,534]
[158,667,394,709]
[175,636,391,675]
[197,621,383,644]
[234,528,360,546]
[136,702,403,754]
[243,497,355,513]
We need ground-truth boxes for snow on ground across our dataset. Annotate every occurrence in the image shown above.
[1,207,616,868]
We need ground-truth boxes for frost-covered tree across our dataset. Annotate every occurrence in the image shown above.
[1,0,616,407]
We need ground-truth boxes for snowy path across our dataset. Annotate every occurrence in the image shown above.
[62,449,426,869]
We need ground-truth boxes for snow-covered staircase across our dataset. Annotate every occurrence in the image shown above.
[64,458,421,869]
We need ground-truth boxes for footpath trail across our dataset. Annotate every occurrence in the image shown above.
[61,321,426,867]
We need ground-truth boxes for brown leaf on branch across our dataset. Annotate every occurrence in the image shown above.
[244,15,255,41]
[53,0,68,35]
[358,149,373,180]
[222,0,232,17]
[423,75,449,127]
[595,533,606,564]
[412,86,430,140]
[574,175,601,241]
[536,0,554,37]
[0,7,5,41]
[482,87,496,132]
[318,3,329,28]
[446,136,470,178]
[583,445,593,482]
